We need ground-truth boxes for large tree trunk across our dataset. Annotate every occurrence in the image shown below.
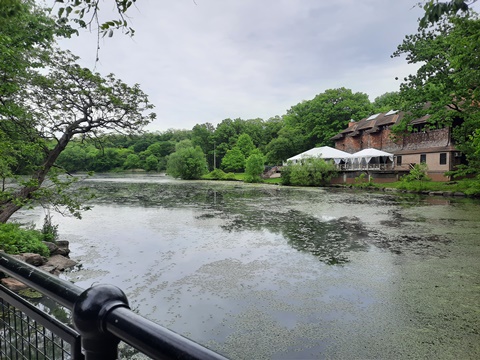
[0,202,23,223]
[0,134,71,223]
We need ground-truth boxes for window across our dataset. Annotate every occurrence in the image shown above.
[440,153,447,165]
[420,154,426,163]
[396,156,402,165]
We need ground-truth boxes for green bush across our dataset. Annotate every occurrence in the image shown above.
[166,146,208,180]
[402,163,431,182]
[41,213,59,243]
[396,163,432,192]
[244,153,265,183]
[281,158,337,186]
[203,169,237,181]
[463,178,480,196]
[352,173,375,189]
[0,223,50,257]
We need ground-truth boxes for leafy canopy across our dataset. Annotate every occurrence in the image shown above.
[244,153,265,183]
[167,146,208,180]
[393,13,480,175]
[419,0,477,27]
[0,2,155,222]
[283,88,372,150]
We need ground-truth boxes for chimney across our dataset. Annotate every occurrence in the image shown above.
[348,119,356,128]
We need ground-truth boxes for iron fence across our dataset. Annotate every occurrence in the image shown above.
[0,284,82,359]
[0,253,227,360]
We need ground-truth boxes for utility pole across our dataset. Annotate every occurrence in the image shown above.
[213,141,216,169]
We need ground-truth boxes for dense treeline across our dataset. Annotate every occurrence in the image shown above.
[54,87,396,174]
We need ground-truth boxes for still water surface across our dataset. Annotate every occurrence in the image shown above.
[14,174,480,359]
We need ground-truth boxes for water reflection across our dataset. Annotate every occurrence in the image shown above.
[84,180,374,264]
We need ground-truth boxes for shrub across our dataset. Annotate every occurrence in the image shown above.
[41,212,59,243]
[353,173,375,188]
[0,223,50,257]
[281,158,337,186]
[397,163,432,192]
[167,146,208,180]
[244,153,265,183]
[402,163,431,182]
[463,178,480,196]
[203,168,237,181]
[224,172,236,180]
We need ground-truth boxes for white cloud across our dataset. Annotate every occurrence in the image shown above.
[58,0,425,131]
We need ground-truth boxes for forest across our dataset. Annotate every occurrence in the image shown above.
[50,88,396,174]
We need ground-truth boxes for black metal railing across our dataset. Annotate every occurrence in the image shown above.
[0,253,227,360]
[0,284,82,359]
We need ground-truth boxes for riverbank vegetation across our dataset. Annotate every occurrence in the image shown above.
[1,1,480,222]
[350,177,480,196]
[281,159,338,187]
[0,223,50,257]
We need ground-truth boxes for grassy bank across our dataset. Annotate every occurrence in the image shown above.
[346,178,480,197]
[202,170,479,197]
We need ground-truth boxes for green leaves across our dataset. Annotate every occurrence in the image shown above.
[221,147,245,173]
[244,153,265,183]
[0,223,50,257]
[0,4,154,222]
[55,0,137,36]
[394,14,480,175]
[419,0,475,28]
[167,146,208,180]
[281,158,338,187]
[283,87,372,150]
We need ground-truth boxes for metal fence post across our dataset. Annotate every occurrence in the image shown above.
[73,284,130,360]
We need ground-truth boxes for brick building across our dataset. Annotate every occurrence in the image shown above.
[331,111,462,181]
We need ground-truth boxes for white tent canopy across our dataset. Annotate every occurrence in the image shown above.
[347,148,394,163]
[286,146,351,164]
[344,148,394,169]
[285,147,394,169]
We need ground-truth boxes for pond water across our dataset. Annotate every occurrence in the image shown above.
[13,174,480,359]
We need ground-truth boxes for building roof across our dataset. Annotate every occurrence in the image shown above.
[410,114,430,125]
[332,110,425,140]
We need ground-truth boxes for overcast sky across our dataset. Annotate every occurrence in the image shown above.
[58,0,428,132]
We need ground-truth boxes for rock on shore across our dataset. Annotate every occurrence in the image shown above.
[0,241,77,293]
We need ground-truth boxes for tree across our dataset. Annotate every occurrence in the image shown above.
[372,92,401,112]
[124,153,141,169]
[1,1,69,117]
[221,147,246,173]
[0,39,155,222]
[265,127,306,165]
[283,88,372,149]
[147,141,175,158]
[244,153,265,183]
[236,133,256,158]
[241,118,267,148]
[393,14,480,175]
[191,123,215,170]
[419,0,477,27]
[53,0,138,37]
[56,141,90,172]
[144,154,159,172]
[166,146,208,180]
